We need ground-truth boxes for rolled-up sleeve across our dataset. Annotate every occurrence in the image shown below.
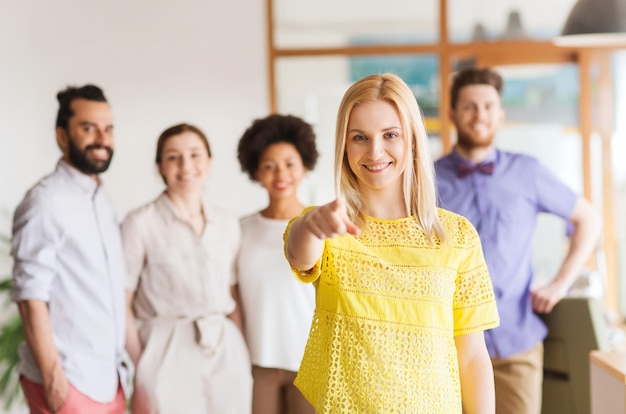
[11,191,59,302]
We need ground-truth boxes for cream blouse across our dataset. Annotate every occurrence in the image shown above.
[123,193,239,320]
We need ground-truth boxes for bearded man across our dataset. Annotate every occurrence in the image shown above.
[434,68,600,414]
[11,84,128,413]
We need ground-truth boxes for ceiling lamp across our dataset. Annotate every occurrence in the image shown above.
[554,0,626,47]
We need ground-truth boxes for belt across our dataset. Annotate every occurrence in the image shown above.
[143,314,226,356]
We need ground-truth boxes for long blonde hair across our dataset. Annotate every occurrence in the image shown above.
[334,73,446,242]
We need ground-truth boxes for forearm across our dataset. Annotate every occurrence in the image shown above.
[554,199,601,288]
[456,333,495,414]
[286,209,325,271]
[459,354,495,413]
[17,300,65,386]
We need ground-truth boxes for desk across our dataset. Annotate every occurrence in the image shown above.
[590,351,626,413]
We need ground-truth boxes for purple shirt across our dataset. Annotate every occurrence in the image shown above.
[435,149,578,358]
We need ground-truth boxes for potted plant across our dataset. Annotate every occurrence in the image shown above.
[0,232,24,410]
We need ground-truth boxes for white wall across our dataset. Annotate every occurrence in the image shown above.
[0,0,270,233]
[0,1,268,411]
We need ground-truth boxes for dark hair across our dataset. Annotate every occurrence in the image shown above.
[155,123,212,164]
[237,114,318,182]
[450,68,503,109]
[55,84,107,130]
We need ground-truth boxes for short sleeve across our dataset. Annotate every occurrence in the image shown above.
[283,206,322,284]
[533,159,578,218]
[452,218,499,336]
[120,212,146,291]
[11,191,59,302]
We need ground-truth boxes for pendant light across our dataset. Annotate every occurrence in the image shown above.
[554,0,626,47]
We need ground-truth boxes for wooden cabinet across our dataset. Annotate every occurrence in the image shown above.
[590,351,626,413]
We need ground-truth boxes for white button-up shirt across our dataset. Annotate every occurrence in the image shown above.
[11,160,127,402]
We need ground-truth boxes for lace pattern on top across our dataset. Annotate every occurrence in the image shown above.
[290,209,499,413]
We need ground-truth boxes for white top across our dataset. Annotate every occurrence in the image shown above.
[11,160,127,402]
[238,212,315,371]
[122,193,252,413]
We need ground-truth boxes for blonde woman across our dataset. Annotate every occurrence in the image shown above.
[284,73,500,413]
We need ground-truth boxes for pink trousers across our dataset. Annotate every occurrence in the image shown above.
[20,375,125,414]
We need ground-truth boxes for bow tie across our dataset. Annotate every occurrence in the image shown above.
[456,161,495,178]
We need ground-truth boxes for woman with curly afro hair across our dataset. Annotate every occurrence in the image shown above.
[237,114,318,414]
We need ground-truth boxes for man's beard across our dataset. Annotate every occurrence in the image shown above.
[455,130,494,152]
[67,134,114,175]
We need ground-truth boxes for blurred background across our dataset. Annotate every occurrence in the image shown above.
[1,0,625,412]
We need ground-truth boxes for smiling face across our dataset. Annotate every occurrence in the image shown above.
[450,84,504,151]
[345,99,407,196]
[255,142,307,201]
[56,98,114,176]
[158,131,211,194]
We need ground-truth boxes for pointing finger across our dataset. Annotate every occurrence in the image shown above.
[345,218,361,236]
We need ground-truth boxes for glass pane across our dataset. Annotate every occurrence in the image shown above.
[273,0,438,48]
[275,54,442,204]
[499,64,579,125]
[447,0,577,42]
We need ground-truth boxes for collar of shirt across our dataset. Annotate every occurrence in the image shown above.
[56,159,101,195]
[449,147,498,171]
[155,192,214,226]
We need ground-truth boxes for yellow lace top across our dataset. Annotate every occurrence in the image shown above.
[284,208,499,414]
